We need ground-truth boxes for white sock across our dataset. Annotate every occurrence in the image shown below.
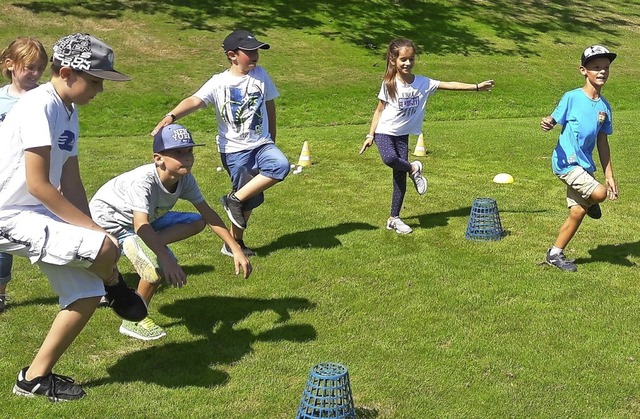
[550,246,563,256]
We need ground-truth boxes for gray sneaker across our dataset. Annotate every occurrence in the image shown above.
[386,217,413,234]
[545,249,577,272]
[221,240,256,257]
[221,193,246,229]
[410,161,427,195]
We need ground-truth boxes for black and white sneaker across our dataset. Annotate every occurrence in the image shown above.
[221,193,247,229]
[13,366,86,401]
[0,294,5,312]
[104,274,148,322]
[221,240,256,257]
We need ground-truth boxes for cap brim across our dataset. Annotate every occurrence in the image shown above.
[155,144,206,153]
[84,69,132,81]
[238,42,270,51]
[582,53,617,66]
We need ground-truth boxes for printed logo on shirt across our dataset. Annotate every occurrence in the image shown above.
[597,111,607,125]
[0,112,6,124]
[398,94,419,117]
[221,84,265,140]
[58,130,76,151]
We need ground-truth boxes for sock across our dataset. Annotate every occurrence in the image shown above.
[550,246,563,256]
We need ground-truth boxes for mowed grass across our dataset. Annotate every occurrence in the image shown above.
[1,1,640,417]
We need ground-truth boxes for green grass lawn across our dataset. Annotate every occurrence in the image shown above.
[2,1,640,417]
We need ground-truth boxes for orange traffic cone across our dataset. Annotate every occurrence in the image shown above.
[413,133,427,157]
[297,141,312,167]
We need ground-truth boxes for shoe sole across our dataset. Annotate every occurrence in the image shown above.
[12,385,82,402]
[123,238,162,283]
[386,225,413,234]
[544,260,577,272]
[119,324,166,341]
[221,196,247,230]
[411,161,427,195]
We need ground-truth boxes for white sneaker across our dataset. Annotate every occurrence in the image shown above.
[410,161,427,195]
[386,217,413,234]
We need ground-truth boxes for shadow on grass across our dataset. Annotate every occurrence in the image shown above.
[13,0,635,56]
[254,222,377,256]
[574,241,640,267]
[86,295,316,388]
[414,206,471,229]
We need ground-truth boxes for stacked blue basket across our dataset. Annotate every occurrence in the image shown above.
[297,362,355,419]
[465,197,503,241]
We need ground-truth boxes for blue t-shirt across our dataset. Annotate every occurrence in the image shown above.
[0,85,19,124]
[550,87,613,175]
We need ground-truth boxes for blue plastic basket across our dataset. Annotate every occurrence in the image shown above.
[465,197,503,241]
[297,362,355,419]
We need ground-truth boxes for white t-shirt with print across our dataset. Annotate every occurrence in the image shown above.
[0,82,78,209]
[375,75,440,136]
[193,66,279,153]
[89,163,204,238]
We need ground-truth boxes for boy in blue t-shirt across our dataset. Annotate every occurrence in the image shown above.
[541,45,619,272]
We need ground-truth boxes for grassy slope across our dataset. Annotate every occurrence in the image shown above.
[1,1,640,417]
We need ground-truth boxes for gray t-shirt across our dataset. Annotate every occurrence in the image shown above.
[89,163,204,238]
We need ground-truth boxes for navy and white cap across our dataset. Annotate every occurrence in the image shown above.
[52,33,131,81]
[153,124,205,153]
[581,45,617,66]
[222,30,270,52]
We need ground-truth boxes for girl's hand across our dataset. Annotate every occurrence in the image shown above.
[359,135,374,155]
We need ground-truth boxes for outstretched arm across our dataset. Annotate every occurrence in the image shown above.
[151,96,206,135]
[438,79,495,91]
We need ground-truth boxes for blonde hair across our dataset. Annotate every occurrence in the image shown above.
[383,38,417,102]
[1,37,48,81]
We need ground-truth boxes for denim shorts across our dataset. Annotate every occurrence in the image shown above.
[220,143,290,211]
[117,211,203,245]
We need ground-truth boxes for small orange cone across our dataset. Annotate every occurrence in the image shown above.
[297,141,312,167]
[413,133,427,157]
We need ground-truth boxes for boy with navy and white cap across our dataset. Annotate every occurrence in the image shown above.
[541,45,619,272]
[152,29,290,258]
[90,123,251,341]
[0,33,146,401]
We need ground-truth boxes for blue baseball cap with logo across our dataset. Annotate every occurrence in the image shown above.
[153,124,205,153]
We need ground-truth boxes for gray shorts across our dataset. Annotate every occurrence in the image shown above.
[557,166,600,208]
[0,206,106,308]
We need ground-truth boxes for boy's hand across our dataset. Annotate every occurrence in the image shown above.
[161,257,187,288]
[233,250,252,279]
[606,177,619,200]
[359,135,374,155]
[477,79,495,91]
[540,116,556,131]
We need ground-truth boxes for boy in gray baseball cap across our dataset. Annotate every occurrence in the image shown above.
[1,33,145,401]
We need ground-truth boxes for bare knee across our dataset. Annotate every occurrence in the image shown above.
[589,184,608,203]
[89,237,119,280]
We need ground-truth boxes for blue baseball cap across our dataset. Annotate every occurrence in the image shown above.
[153,124,204,153]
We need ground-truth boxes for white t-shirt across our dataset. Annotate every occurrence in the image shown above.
[89,163,204,238]
[375,75,440,136]
[0,82,78,209]
[193,66,279,153]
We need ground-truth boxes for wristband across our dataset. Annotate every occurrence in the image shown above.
[165,113,176,122]
[366,134,374,139]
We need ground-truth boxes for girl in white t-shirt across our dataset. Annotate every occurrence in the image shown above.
[0,37,48,312]
[360,38,495,234]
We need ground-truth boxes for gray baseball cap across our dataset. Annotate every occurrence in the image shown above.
[581,45,617,66]
[52,33,131,81]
